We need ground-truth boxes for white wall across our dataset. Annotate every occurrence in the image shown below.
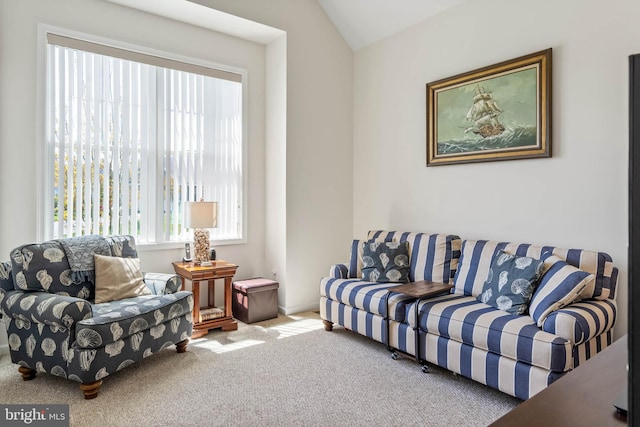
[265,34,289,309]
[194,0,354,313]
[0,0,267,350]
[353,0,639,338]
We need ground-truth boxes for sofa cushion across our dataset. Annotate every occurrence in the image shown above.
[320,277,414,320]
[528,256,594,327]
[10,242,93,300]
[348,235,394,279]
[362,241,410,283]
[407,294,573,372]
[75,291,193,349]
[367,230,462,284]
[453,240,617,300]
[477,250,544,315]
[94,255,151,304]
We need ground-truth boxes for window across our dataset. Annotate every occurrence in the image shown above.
[43,33,245,244]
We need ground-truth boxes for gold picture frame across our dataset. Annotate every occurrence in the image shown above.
[426,49,552,166]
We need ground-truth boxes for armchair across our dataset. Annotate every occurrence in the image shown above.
[0,235,193,399]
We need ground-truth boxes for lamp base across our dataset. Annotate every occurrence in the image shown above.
[193,229,210,265]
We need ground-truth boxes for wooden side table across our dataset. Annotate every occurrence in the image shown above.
[172,260,239,338]
[385,280,454,372]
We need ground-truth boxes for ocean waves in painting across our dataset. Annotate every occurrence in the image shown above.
[437,126,538,155]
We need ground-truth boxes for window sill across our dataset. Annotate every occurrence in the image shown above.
[137,238,246,252]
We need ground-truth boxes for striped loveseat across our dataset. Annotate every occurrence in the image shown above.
[320,230,618,400]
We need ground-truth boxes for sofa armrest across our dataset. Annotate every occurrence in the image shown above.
[541,299,617,345]
[329,264,349,279]
[0,290,92,329]
[143,272,182,295]
[0,261,12,319]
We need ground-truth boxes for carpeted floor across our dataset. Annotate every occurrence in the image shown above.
[0,312,520,426]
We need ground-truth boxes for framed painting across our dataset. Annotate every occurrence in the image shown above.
[426,49,552,166]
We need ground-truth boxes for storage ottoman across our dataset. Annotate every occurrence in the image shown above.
[232,278,279,323]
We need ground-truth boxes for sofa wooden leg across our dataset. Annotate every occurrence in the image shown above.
[323,320,333,331]
[80,380,102,400]
[18,366,36,381]
[176,339,189,353]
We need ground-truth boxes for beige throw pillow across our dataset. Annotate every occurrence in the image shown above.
[94,254,151,304]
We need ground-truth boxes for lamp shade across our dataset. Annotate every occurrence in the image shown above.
[185,201,218,229]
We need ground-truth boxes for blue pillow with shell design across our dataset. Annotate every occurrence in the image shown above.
[477,250,545,315]
[361,241,410,283]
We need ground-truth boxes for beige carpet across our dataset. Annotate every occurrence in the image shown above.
[0,312,519,426]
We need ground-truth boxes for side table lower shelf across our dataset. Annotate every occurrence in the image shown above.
[385,280,454,372]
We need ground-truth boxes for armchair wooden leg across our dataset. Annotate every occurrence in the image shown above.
[80,380,102,400]
[176,339,189,353]
[323,320,333,331]
[18,366,36,381]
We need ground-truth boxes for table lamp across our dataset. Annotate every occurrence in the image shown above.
[185,200,218,266]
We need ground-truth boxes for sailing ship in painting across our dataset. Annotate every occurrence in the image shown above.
[436,83,537,155]
[464,85,505,138]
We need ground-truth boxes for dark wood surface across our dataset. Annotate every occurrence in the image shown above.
[387,280,453,298]
[628,53,640,426]
[172,260,238,338]
[490,335,628,426]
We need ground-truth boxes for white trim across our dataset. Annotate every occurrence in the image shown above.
[280,302,320,316]
[36,23,248,244]
[36,25,50,240]
[136,237,247,252]
[38,24,247,81]
[47,34,242,82]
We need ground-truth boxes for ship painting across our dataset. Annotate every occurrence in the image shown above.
[426,49,551,166]
[464,85,505,138]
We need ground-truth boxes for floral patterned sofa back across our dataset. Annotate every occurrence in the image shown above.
[9,235,142,301]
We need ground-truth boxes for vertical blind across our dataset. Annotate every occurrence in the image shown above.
[45,34,243,243]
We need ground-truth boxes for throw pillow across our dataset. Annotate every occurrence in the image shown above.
[528,255,594,326]
[476,250,544,315]
[347,236,395,278]
[361,241,410,283]
[94,254,151,304]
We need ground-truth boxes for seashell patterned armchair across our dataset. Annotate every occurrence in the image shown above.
[0,235,193,399]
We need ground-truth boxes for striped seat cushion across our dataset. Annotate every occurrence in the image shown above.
[407,294,572,372]
[320,277,414,321]
[453,240,618,300]
[366,230,462,284]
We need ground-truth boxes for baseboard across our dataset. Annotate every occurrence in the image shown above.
[278,302,319,316]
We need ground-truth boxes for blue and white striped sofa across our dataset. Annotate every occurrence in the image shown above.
[320,230,618,400]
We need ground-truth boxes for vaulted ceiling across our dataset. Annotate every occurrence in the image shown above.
[317,0,468,50]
